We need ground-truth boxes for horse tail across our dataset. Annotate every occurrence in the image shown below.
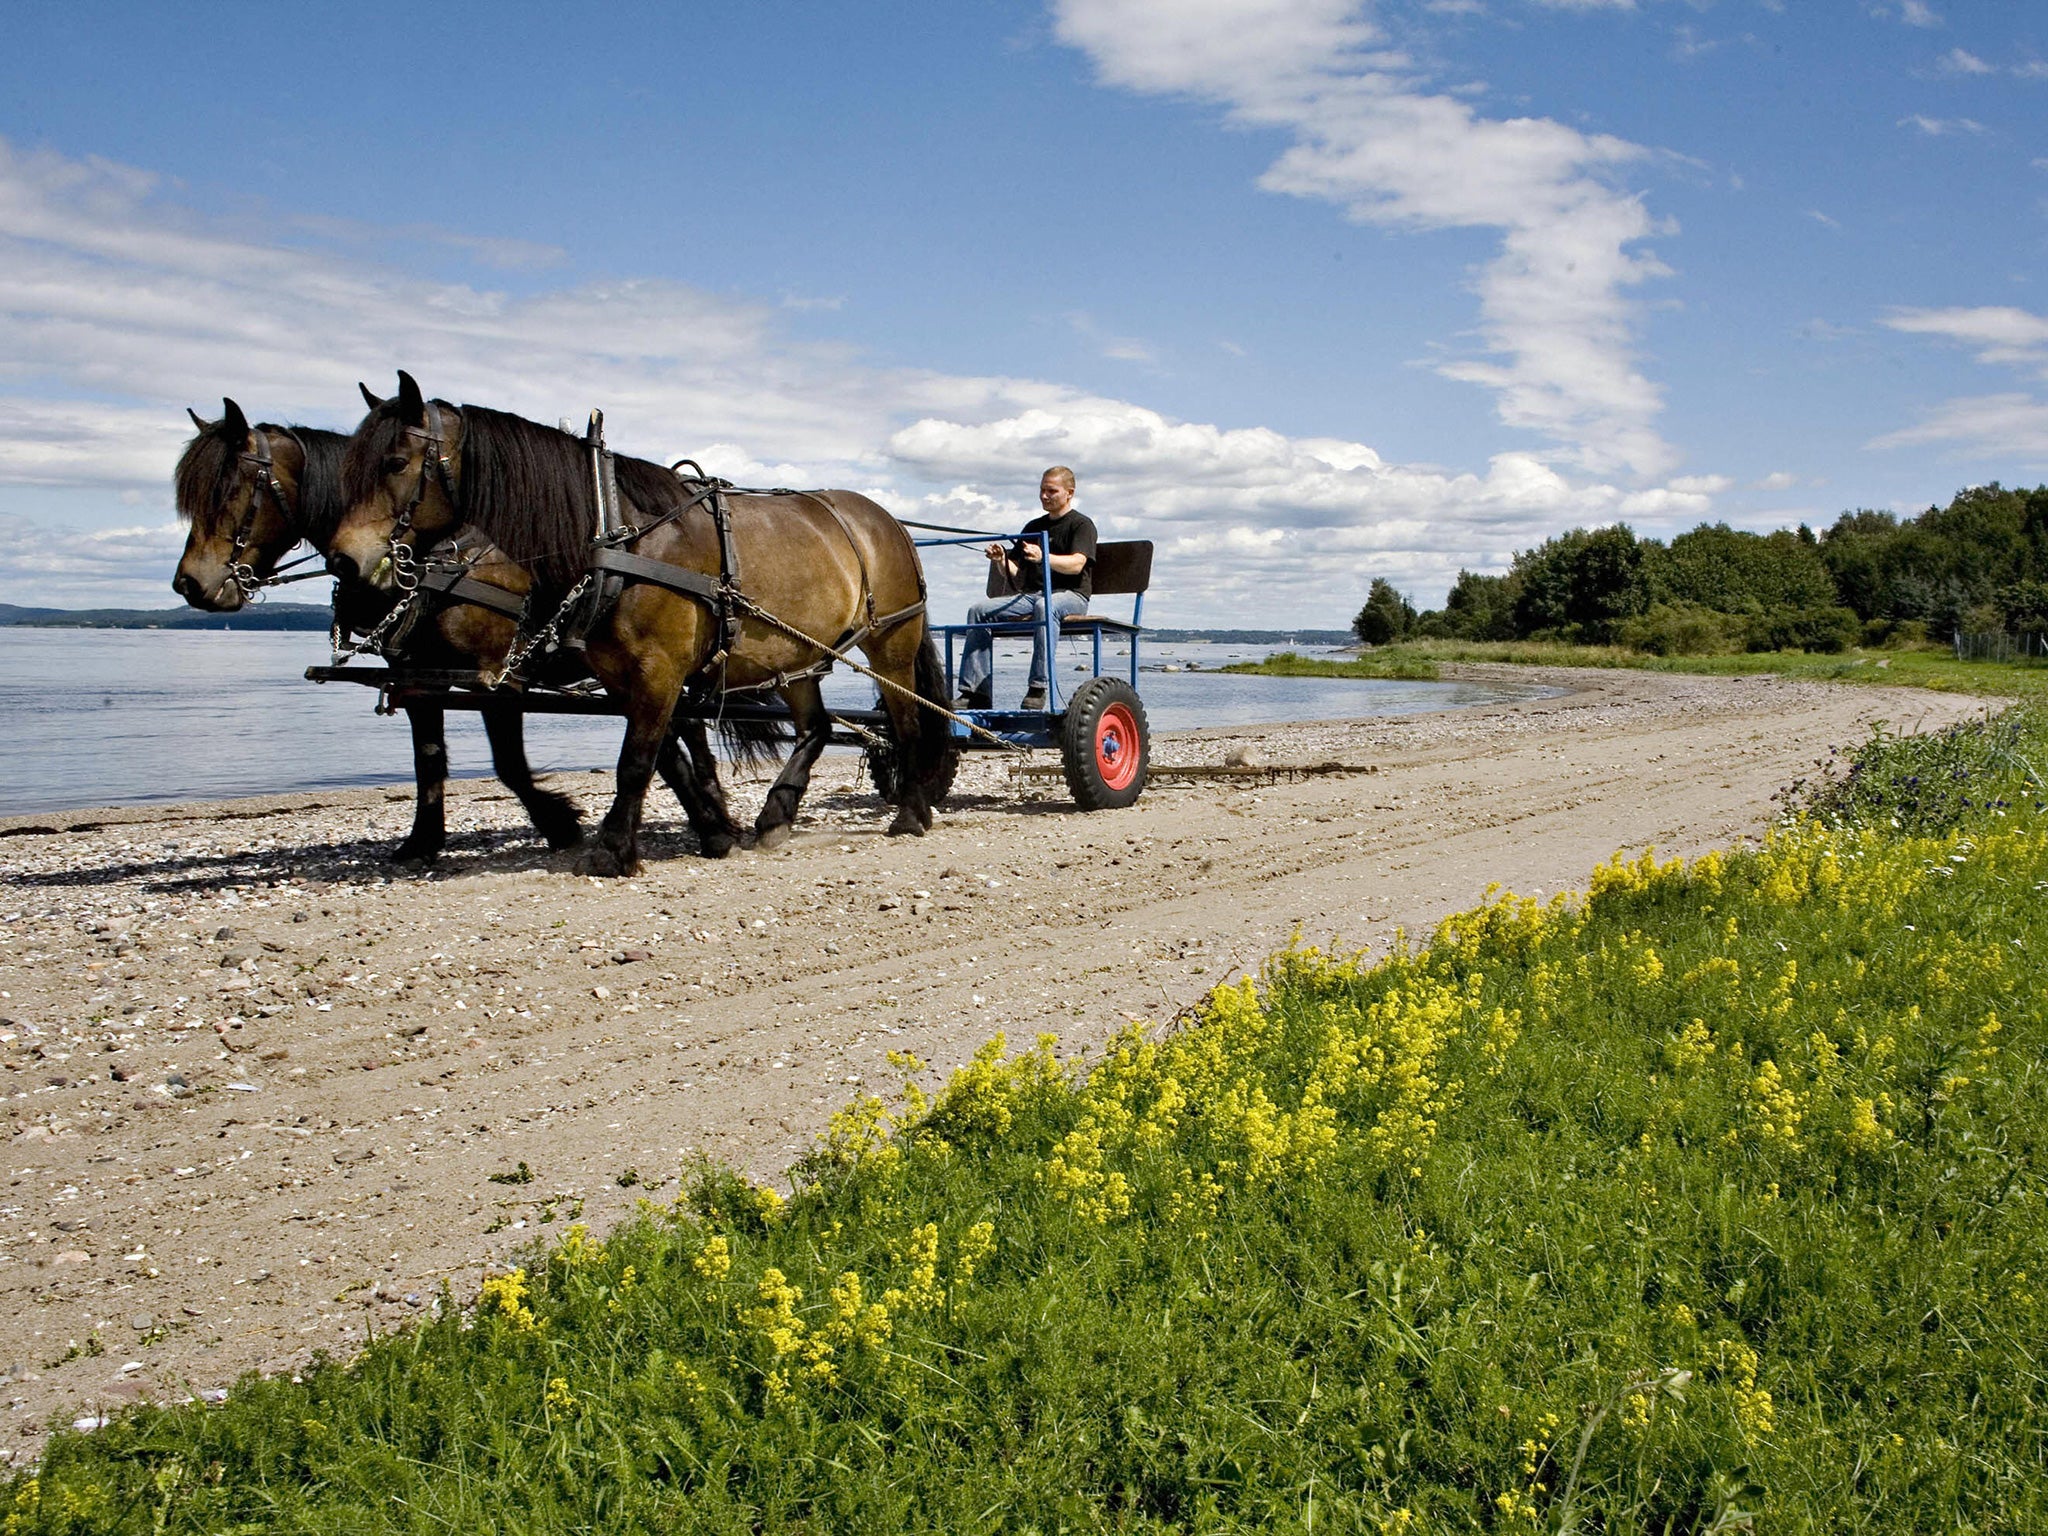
[717,713,789,772]
[907,628,960,803]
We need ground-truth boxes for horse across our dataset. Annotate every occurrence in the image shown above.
[171,398,583,863]
[327,371,957,876]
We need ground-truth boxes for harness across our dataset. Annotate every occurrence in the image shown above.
[501,414,925,694]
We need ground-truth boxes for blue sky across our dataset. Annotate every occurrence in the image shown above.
[2,0,2044,624]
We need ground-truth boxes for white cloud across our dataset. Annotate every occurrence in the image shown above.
[1753,471,1801,491]
[1806,209,1841,229]
[1898,113,1986,135]
[0,511,187,606]
[1877,306,2048,468]
[1051,0,1679,480]
[1898,1,1941,27]
[0,136,1712,619]
[1939,47,1993,74]
[1869,393,2048,465]
[1883,305,2048,375]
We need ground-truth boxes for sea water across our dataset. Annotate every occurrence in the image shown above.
[0,629,1545,815]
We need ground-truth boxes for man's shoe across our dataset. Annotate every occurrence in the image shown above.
[953,686,992,712]
[1019,687,1049,711]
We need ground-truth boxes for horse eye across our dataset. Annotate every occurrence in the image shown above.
[383,456,408,475]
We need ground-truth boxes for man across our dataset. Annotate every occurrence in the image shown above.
[955,465,1097,710]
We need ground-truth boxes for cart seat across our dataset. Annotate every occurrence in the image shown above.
[986,539,1152,634]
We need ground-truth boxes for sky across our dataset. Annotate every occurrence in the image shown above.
[1,0,2044,626]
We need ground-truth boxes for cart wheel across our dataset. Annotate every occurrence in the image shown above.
[867,735,959,808]
[1060,676,1149,810]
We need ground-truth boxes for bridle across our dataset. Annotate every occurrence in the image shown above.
[380,400,458,594]
[214,427,325,601]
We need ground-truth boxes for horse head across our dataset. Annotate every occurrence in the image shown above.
[330,370,468,590]
[171,398,320,611]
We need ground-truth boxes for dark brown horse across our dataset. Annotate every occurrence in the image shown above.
[171,399,582,862]
[328,372,956,875]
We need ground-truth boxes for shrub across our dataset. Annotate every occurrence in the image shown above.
[1613,602,1747,656]
[1743,604,1860,653]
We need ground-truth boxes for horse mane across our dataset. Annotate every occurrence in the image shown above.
[344,400,699,591]
[174,421,348,544]
[294,428,349,546]
[173,427,238,525]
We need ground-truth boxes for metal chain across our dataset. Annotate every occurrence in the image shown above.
[487,573,593,688]
[330,583,424,663]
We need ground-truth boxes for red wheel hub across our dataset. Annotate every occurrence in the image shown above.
[1094,701,1141,792]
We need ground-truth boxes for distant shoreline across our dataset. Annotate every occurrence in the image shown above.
[0,601,334,631]
[0,604,1350,644]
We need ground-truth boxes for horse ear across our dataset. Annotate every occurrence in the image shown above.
[359,381,385,411]
[221,398,250,440]
[396,370,425,426]
[187,407,208,433]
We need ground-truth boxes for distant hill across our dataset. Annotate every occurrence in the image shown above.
[0,602,333,631]
[3,609,1346,642]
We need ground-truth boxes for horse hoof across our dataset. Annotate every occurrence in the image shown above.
[387,841,440,867]
[755,822,793,852]
[541,820,584,851]
[574,844,635,878]
[700,832,735,859]
[886,808,926,837]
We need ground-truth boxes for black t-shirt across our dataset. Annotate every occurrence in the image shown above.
[1015,510,1098,598]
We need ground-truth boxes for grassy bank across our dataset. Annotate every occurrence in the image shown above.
[10,720,2047,1532]
[1224,640,2046,696]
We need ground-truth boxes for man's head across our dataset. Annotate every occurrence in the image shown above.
[1039,466,1076,518]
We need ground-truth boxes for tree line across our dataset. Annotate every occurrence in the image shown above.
[1355,483,2048,654]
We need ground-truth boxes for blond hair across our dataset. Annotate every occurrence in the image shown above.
[1041,465,1076,490]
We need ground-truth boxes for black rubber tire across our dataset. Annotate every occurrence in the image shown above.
[1060,676,1149,810]
[867,734,959,808]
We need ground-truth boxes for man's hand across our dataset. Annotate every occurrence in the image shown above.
[1015,539,1043,564]
[984,541,1008,562]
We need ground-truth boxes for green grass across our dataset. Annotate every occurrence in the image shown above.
[10,719,2048,1533]
[1217,649,1444,681]
[1226,640,2047,697]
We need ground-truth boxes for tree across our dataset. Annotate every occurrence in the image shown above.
[1352,578,1415,646]
[1511,526,1648,640]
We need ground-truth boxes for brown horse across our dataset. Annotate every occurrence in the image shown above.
[171,399,582,862]
[328,372,957,875]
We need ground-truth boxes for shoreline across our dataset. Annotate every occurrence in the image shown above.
[0,667,1994,1453]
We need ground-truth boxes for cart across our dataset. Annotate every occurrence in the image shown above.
[305,527,1154,812]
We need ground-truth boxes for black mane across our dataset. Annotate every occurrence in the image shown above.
[345,400,696,591]
[174,420,349,545]
[295,429,349,546]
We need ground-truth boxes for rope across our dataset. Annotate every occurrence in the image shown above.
[732,594,1026,753]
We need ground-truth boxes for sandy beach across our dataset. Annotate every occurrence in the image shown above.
[0,665,1992,1451]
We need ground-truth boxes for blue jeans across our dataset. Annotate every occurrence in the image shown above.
[959,589,1089,693]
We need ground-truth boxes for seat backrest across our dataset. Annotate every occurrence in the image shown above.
[986,539,1153,598]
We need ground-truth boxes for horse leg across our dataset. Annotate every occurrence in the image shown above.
[482,703,583,850]
[390,702,448,864]
[655,725,736,859]
[679,719,740,840]
[576,678,680,878]
[871,629,953,836]
[753,677,833,852]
